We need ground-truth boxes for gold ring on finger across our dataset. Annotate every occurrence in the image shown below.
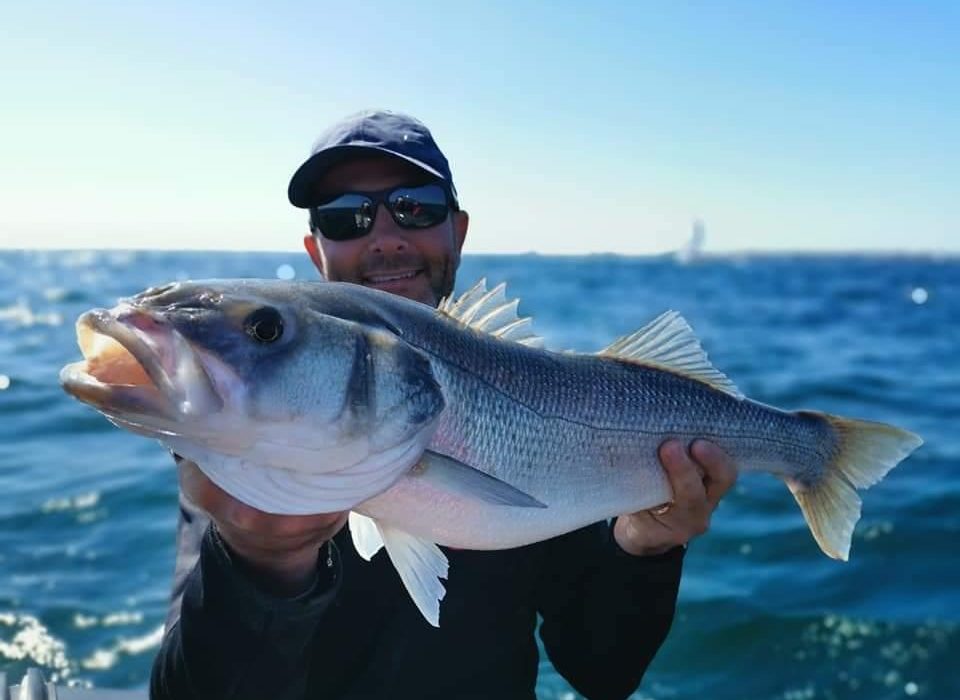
[651,502,673,517]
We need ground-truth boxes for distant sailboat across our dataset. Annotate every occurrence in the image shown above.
[674,218,706,263]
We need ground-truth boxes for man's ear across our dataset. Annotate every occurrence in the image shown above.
[303,235,326,277]
[453,210,469,253]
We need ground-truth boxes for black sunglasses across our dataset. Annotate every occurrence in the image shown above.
[309,183,458,242]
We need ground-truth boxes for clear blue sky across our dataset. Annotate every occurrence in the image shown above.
[0,1,956,254]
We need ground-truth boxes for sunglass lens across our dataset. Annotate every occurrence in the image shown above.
[312,194,375,241]
[388,184,450,228]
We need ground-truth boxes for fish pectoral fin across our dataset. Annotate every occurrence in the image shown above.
[378,524,449,627]
[417,450,547,508]
[599,310,743,399]
[348,512,384,561]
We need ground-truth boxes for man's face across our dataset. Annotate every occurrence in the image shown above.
[303,154,469,307]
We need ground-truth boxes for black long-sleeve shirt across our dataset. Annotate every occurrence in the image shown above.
[151,487,684,700]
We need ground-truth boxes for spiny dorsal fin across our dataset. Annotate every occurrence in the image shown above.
[439,279,544,348]
[600,311,743,399]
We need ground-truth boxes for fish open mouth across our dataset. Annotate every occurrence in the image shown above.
[60,305,222,422]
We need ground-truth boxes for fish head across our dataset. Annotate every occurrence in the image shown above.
[60,280,446,481]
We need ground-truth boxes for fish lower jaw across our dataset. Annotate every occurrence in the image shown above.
[60,361,172,416]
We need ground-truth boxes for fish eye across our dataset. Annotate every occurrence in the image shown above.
[245,307,284,343]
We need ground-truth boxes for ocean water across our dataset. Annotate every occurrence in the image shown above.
[0,250,956,699]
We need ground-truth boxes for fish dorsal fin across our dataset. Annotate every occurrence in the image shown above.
[601,311,743,399]
[349,512,384,561]
[439,279,544,348]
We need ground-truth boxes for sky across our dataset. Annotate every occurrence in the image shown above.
[0,1,956,255]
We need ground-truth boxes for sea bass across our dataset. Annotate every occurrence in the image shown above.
[60,278,922,626]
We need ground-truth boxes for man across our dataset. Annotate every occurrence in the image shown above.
[151,110,737,700]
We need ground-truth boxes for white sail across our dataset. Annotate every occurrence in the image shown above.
[675,218,706,263]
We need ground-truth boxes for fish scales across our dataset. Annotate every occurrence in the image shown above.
[345,300,841,550]
[400,312,835,486]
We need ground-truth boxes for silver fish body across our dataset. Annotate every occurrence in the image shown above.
[360,345,834,550]
[61,278,922,626]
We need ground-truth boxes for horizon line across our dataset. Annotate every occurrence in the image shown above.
[0,246,957,260]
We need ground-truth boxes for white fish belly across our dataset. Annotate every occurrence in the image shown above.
[358,458,672,550]
[358,372,677,548]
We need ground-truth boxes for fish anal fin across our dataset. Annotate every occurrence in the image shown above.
[600,310,743,399]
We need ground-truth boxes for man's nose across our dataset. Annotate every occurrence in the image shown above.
[365,204,408,253]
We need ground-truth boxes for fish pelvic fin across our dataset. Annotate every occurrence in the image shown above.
[438,279,544,348]
[348,512,384,561]
[600,310,743,399]
[378,523,449,627]
[349,512,449,626]
[787,413,923,561]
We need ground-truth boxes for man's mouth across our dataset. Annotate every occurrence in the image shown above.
[362,269,423,285]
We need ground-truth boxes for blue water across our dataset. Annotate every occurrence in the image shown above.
[0,250,956,698]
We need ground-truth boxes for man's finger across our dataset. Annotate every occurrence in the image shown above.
[178,459,220,511]
[690,439,738,508]
[657,439,707,505]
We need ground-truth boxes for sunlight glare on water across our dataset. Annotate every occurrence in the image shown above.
[0,613,71,683]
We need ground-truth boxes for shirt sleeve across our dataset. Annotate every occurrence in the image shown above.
[536,522,684,700]
[150,487,341,700]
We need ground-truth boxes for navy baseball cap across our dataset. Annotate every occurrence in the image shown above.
[288,110,458,208]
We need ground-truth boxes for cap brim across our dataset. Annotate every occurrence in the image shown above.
[287,145,445,208]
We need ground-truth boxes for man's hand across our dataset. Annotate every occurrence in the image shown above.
[613,440,737,556]
[179,459,348,596]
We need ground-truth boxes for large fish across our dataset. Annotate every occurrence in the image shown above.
[60,279,922,626]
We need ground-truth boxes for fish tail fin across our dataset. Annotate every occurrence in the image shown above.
[786,413,922,562]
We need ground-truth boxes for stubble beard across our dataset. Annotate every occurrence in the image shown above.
[431,258,458,308]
